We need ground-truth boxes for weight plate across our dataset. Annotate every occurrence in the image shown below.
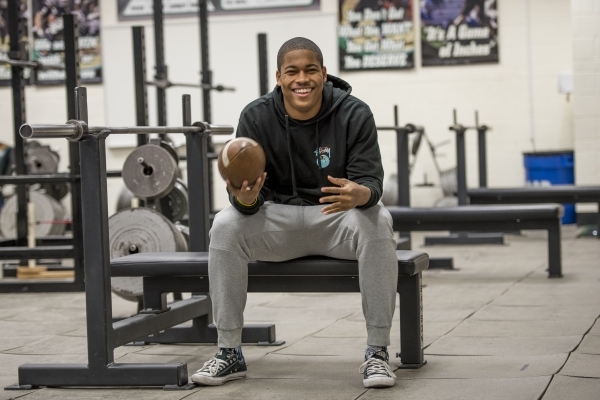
[435,196,459,208]
[122,144,178,199]
[381,174,398,206]
[116,185,135,212]
[109,207,188,300]
[440,168,457,197]
[25,146,60,174]
[156,179,188,222]
[43,183,69,200]
[149,138,180,165]
[0,191,67,238]
[117,180,188,222]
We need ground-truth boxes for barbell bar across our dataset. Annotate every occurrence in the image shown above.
[20,121,234,141]
[0,59,66,71]
[148,79,235,91]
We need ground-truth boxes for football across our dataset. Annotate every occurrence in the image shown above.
[217,137,266,189]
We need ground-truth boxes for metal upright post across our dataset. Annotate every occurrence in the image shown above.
[199,0,211,123]
[258,33,268,96]
[153,0,167,131]
[475,111,488,188]
[453,110,468,206]
[8,0,28,249]
[63,14,85,289]
[396,127,410,208]
[75,87,115,369]
[198,0,215,213]
[183,96,210,251]
[133,27,149,146]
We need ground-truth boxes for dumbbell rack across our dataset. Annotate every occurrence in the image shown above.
[0,10,84,292]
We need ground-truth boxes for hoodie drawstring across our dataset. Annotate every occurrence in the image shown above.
[285,115,298,196]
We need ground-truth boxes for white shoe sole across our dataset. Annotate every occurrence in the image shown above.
[363,376,396,388]
[191,371,247,386]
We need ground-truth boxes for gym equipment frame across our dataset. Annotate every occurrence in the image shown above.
[380,117,563,278]
[424,110,504,245]
[0,11,84,292]
[7,89,234,389]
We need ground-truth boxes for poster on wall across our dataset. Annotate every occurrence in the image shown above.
[420,0,498,66]
[118,0,321,19]
[338,0,414,71]
[31,0,102,85]
[0,0,31,87]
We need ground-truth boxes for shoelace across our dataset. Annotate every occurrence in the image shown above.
[358,357,395,378]
[198,356,230,376]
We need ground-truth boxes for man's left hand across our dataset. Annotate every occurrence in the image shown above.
[320,175,371,214]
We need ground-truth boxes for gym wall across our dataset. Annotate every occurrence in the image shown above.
[571,0,600,214]
[0,0,589,215]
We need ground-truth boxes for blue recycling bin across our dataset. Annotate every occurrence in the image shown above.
[523,151,575,224]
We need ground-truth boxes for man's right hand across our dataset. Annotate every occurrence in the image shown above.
[227,172,267,206]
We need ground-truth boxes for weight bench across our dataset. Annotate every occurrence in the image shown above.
[111,250,430,368]
[468,186,600,234]
[386,204,563,277]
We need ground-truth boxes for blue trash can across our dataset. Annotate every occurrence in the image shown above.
[523,151,575,224]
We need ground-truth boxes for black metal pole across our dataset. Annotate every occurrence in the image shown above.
[396,128,410,207]
[76,87,115,368]
[133,26,149,146]
[153,0,167,131]
[184,98,210,251]
[394,105,399,127]
[64,14,85,289]
[258,33,268,96]
[452,110,468,206]
[9,0,28,248]
[477,129,487,188]
[198,0,215,213]
[199,0,211,123]
[475,111,488,188]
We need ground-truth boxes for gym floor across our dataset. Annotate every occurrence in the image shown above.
[0,227,599,400]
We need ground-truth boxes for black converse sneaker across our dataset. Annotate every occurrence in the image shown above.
[191,348,247,386]
[359,347,397,388]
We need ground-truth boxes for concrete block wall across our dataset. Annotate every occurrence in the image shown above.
[571,0,600,188]
[0,0,578,213]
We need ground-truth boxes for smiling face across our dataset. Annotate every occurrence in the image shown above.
[276,49,327,121]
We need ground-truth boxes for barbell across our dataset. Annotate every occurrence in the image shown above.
[148,79,235,92]
[0,59,66,71]
[20,121,234,142]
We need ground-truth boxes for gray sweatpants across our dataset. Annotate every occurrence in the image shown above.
[208,202,398,348]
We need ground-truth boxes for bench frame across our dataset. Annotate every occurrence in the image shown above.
[386,206,562,278]
[468,186,600,236]
[130,254,427,368]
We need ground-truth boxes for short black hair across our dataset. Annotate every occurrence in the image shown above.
[277,37,324,71]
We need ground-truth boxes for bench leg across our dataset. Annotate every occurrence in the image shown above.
[548,223,563,278]
[397,273,426,368]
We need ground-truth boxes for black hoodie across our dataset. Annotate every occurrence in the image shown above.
[229,74,384,215]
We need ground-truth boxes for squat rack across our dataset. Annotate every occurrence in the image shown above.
[0,9,84,292]
[8,88,232,389]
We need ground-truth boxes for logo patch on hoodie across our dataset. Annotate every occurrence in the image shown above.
[315,147,331,168]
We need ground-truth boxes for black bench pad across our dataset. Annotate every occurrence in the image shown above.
[111,250,429,278]
[468,185,600,204]
[386,204,561,223]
